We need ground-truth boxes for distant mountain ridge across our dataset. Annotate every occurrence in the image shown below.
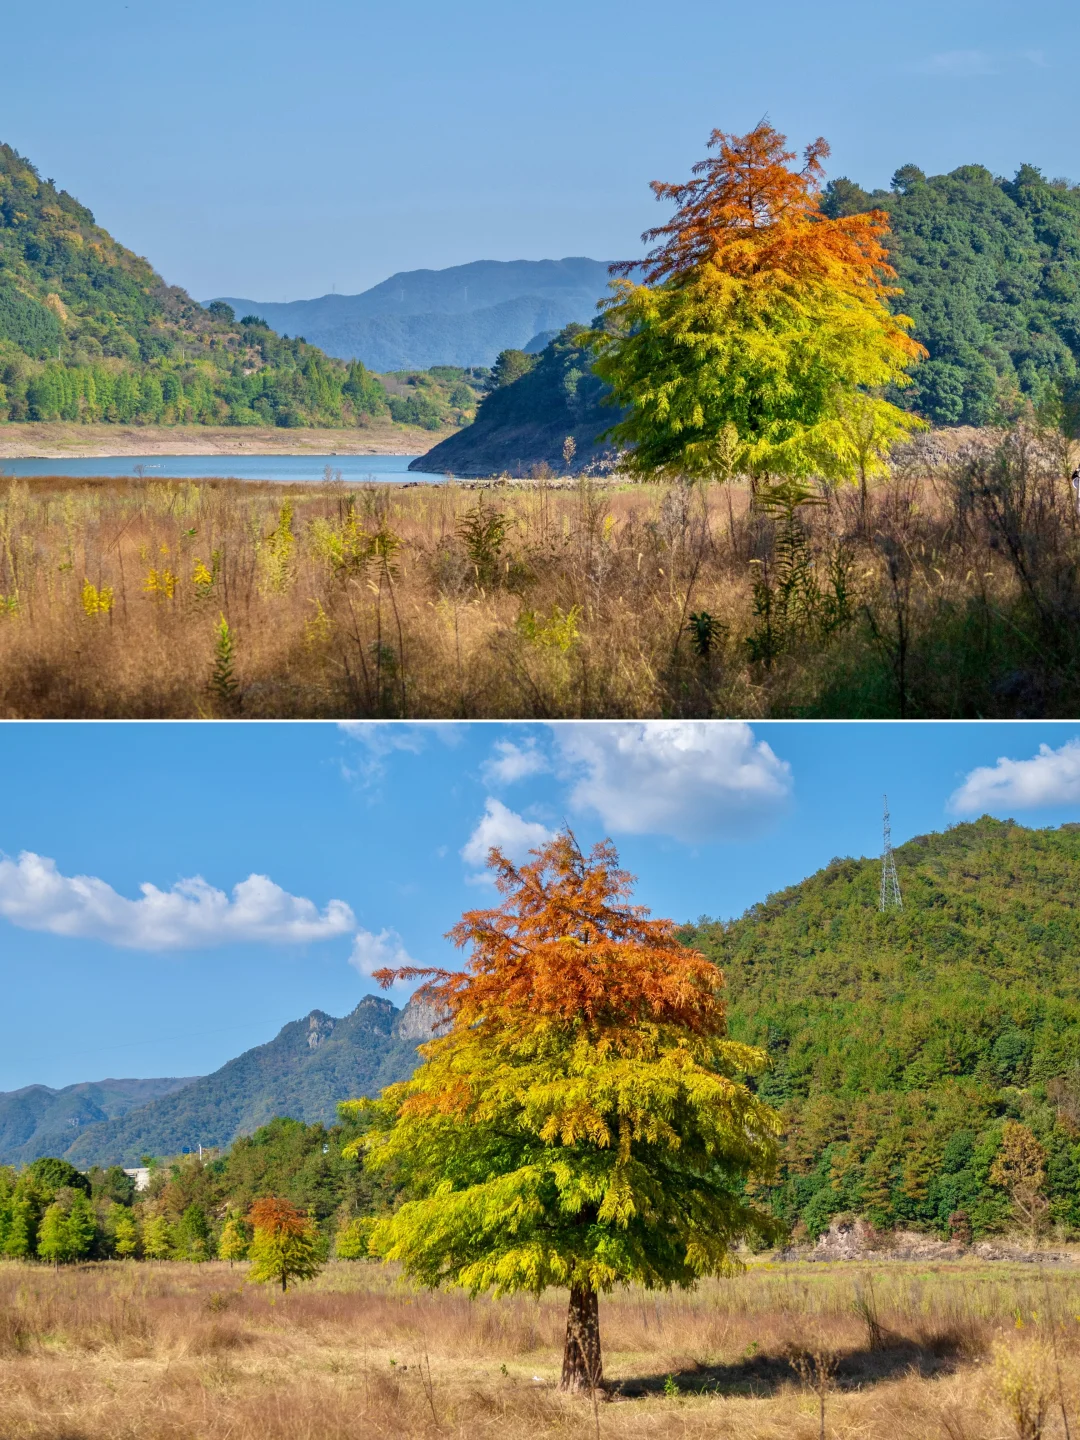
[213,258,614,371]
[0,1077,198,1169]
[57,995,429,1168]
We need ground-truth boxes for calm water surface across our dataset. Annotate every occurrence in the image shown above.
[0,454,443,482]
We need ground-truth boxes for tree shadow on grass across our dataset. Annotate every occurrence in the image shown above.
[612,1329,973,1399]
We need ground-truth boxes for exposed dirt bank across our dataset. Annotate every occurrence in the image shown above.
[0,420,448,459]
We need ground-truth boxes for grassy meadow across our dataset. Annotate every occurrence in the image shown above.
[0,422,1078,718]
[2,1255,1079,1438]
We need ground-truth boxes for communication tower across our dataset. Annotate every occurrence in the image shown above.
[880,794,903,912]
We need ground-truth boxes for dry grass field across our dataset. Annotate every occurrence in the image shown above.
[2,1257,1079,1439]
[0,423,1078,718]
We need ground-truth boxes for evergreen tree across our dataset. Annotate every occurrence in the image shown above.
[3,1196,34,1258]
[141,1215,173,1260]
[36,1202,69,1266]
[346,831,780,1393]
[217,1215,248,1265]
[65,1192,97,1261]
[110,1204,139,1259]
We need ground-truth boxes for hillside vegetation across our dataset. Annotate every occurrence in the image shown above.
[432,161,1080,477]
[0,144,479,432]
[685,816,1080,1240]
[0,1076,197,1169]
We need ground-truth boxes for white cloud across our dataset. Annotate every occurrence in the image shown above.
[481,738,550,786]
[0,852,354,951]
[461,799,554,877]
[338,722,463,781]
[551,722,791,842]
[348,927,416,987]
[949,738,1080,814]
[914,49,996,77]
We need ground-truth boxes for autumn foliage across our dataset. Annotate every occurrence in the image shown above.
[246,1196,322,1292]
[344,832,780,1392]
[590,122,926,482]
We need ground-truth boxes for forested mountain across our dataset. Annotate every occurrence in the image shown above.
[60,997,429,1167]
[216,258,612,372]
[412,325,622,475]
[684,816,1080,1239]
[0,1077,198,1168]
[0,144,397,429]
[822,162,1080,425]
[430,163,1080,474]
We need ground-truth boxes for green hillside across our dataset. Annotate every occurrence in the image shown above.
[822,162,1080,425]
[0,143,483,431]
[0,1077,198,1169]
[61,997,425,1167]
[684,817,1080,1240]
[411,324,620,475]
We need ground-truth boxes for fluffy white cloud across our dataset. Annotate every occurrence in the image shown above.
[552,722,791,842]
[461,799,554,874]
[348,927,416,982]
[949,739,1080,814]
[0,852,355,951]
[481,738,550,786]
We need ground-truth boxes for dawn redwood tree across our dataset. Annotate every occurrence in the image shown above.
[342,832,780,1393]
[586,122,926,485]
[247,1197,322,1292]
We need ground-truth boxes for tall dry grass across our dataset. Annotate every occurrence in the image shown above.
[1,1257,1079,1438]
[1,422,1079,717]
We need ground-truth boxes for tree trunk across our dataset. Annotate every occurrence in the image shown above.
[560,1283,603,1394]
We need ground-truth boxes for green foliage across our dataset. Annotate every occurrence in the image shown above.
[383,366,485,429]
[682,817,1080,1239]
[347,836,781,1308]
[0,143,470,431]
[218,1215,248,1263]
[140,1215,173,1260]
[822,161,1080,424]
[247,1197,323,1291]
[110,1203,138,1258]
[487,349,537,390]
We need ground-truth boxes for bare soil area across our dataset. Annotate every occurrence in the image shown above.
[0,420,444,459]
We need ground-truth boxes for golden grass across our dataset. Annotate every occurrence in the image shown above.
[0,426,1078,717]
[2,1257,1079,1438]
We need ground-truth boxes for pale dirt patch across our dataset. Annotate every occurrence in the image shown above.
[0,420,446,459]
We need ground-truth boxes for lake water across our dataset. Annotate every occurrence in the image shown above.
[0,453,445,483]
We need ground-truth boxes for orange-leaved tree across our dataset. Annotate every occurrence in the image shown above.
[340,832,780,1393]
[246,1197,322,1292]
[586,122,926,485]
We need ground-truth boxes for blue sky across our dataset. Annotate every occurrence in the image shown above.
[4,720,1080,1092]
[0,0,1074,300]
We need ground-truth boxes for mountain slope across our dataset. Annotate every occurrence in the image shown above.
[412,325,624,476]
[823,162,1080,425]
[215,258,613,371]
[684,817,1080,1238]
[0,143,394,429]
[62,997,427,1167]
[0,1077,198,1168]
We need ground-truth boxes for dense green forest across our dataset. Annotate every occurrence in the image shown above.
[684,817,1080,1242]
[0,144,483,429]
[822,162,1080,425]
[0,1117,378,1263]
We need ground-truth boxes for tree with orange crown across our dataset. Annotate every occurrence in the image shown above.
[586,122,926,487]
[340,832,780,1394]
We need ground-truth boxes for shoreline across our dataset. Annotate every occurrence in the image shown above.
[0,420,445,460]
